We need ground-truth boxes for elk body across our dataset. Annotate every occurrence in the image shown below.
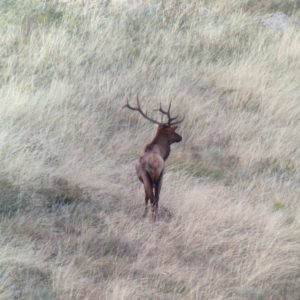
[124,97,183,221]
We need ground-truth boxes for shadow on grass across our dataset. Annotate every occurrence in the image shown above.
[8,264,54,300]
[0,179,28,218]
[36,177,88,211]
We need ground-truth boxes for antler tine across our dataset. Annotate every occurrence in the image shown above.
[155,102,170,115]
[136,95,142,111]
[169,115,185,126]
[123,95,161,125]
[154,100,184,126]
[167,100,172,115]
[123,98,134,110]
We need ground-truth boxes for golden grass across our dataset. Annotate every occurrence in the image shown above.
[1,0,300,299]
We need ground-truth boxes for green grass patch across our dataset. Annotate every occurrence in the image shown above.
[272,201,296,226]
[21,4,64,37]
[255,157,295,176]
[153,276,187,295]
[173,162,232,182]
[273,201,286,211]
[1,0,63,26]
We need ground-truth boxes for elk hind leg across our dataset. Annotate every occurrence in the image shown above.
[153,171,163,221]
[141,172,154,218]
[143,195,149,218]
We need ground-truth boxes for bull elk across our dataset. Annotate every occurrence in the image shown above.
[124,96,184,221]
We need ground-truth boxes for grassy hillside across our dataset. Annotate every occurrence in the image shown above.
[1,0,300,299]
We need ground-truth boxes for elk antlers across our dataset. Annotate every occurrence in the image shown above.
[123,95,161,125]
[123,95,184,126]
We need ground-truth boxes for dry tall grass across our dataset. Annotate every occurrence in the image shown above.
[1,0,300,299]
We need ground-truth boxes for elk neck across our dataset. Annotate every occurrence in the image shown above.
[145,132,171,161]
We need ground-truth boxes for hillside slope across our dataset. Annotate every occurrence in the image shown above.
[1,0,300,299]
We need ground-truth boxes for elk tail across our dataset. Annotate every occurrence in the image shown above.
[145,163,154,180]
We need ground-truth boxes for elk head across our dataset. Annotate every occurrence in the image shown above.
[123,96,184,145]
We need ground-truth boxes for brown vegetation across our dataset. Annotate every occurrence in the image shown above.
[1,0,300,299]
